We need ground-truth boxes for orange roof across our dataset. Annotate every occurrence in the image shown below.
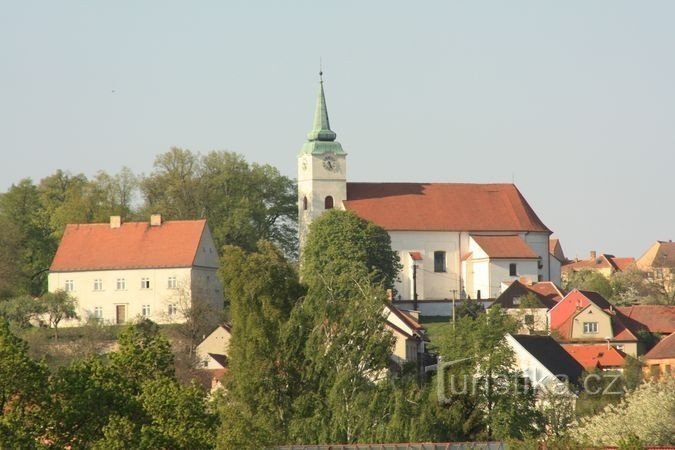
[50,219,207,271]
[344,183,550,233]
[617,305,675,334]
[562,344,626,370]
[471,235,538,259]
[408,251,423,261]
[562,254,634,273]
[610,257,635,272]
[636,240,675,269]
[493,279,564,309]
[645,332,675,360]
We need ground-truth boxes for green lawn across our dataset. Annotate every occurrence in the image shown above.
[419,316,453,350]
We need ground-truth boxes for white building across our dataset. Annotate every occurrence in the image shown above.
[48,214,224,326]
[298,75,558,301]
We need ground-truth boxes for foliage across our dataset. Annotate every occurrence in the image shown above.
[563,270,613,300]
[0,295,43,328]
[39,290,78,341]
[300,209,401,291]
[573,376,675,445]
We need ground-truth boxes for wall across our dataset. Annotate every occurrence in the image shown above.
[570,304,613,340]
[507,308,549,334]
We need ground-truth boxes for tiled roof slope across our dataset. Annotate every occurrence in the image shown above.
[493,280,564,309]
[617,305,675,334]
[344,183,550,232]
[636,240,675,269]
[50,219,207,271]
[645,332,675,360]
[562,344,626,370]
[472,235,538,259]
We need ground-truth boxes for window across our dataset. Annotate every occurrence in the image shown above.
[524,314,535,326]
[168,304,177,316]
[93,279,103,291]
[65,280,74,292]
[434,251,446,272]
[94,306,103,319]
[509,263,517,276]
[141,277,150,289]
[167,276,177,289]
[303,196,308,210]
[142,305,151,317]
[116,278,126,290]
[583,322,598,334]
[324,196,334,209]
[537,275,544,282]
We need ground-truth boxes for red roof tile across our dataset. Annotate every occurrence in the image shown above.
[610,257,635,272]
[645,332,675,360]
[562,344,626,370]
[562,254,634,273]
[471,235,538,259]
[617,305,675,334]
[409,251,423,261]
[50,219,207,271]
[493,280,564,309]
[344,183,550,232]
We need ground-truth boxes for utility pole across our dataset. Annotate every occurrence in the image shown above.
[451,289,457,329]
[412,264,418,311]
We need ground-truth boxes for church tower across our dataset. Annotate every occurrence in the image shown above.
[298,72,347,249]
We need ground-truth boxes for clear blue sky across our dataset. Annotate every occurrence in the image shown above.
[2,1,674,259]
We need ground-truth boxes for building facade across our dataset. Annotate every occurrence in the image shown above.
[48,215,224,326]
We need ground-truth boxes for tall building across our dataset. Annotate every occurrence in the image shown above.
[298,75,558,300]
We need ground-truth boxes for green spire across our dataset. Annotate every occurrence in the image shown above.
[300,72,345,155]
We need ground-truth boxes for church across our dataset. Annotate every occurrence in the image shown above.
[298,75,559,302]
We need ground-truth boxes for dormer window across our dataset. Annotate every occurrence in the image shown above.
[324,196,334,209]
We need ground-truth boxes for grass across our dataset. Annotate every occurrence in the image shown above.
[419,315,453,350]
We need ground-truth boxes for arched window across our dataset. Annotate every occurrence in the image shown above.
[302,196,308,210]
[324,196,334,209]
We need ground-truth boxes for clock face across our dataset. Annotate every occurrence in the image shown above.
[323,156,337,172]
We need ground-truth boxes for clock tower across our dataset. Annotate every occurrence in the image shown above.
[298,72,347,250]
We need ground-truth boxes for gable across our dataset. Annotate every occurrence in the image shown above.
[50,219,208,272]
[344,183,550,232]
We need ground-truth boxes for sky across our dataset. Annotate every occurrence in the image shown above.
[1,1,674,260]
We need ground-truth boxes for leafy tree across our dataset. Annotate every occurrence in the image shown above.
[0,318,48,447]
[39,290,77,341]
[217,241,303,449]
[300,209,401,291]
[563,270,613,301]
[0,295,43,328]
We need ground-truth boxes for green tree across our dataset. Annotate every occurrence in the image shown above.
[563,270,613,301]
[300,209,401,291]
[0,295,43,328]
[217,241,303,449]
[39,290,78,341]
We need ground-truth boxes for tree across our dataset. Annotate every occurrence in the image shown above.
[563,270,613,301]
[0,295,44,328]
[217,241,303,449]
[300,209,401,291]
[40,290,78,341]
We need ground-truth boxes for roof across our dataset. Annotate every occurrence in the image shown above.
[409,251,423,261]
[562,344,626,370]
[471,235,538,259]
[50,219,207,271]
[510,334,585,384]
[644,332,675,360]
[636,240,675,269]
[299,75,344,155]
[384,303,428,341]
[549,238,566,262]
[343,183,551,233]
[207,353,228,368]
[561,254,634,273]
[493,280,564,309]
[617,305,675,334]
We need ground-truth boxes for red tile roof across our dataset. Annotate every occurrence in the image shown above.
[562,254,634,273]
[344,183,550,233]
[471,235,538,259]
[645,332,675,360]
[562,344,626,370]
[610,257,635,272]
[408,251,423,261]
[50,219,207,271]
[617,305,675,334]
[493,280,564,309]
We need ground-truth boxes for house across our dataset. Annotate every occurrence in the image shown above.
[505,334,584,397]
[562,344,627,372]
[48,215,224,326]
[549,289,642,357]
[616,305,675,337]
[549,238,566,285]
[561,251,634,281]
[635,240,675,292]
[492,279,565,334]
[384,303,428,368]
[643,332,675,379]
[298,74,559,303]
[195,323,232,368]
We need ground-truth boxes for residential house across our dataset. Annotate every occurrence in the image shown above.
[616,305,675,337]
[505,334,584,398]
[196,323,232,368]
[48,215,224,326]
[384,303,428,368]
[297,75,559,305]
[643,332,675,379]
[635,240,675,293]
[549,289,642,357]
[492,279,564,334]
[562,344,627,372]
[561,251,634,281]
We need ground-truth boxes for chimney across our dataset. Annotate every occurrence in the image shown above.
[590,250,597,260]
[110,216,121,229]
[150,214,162,227]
